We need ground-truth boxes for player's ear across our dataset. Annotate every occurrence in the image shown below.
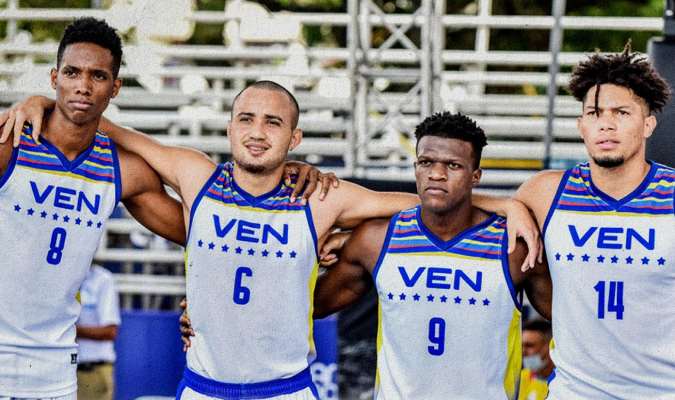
[50,68,58,90]
[289,128,303,151]
[111,78,122,98]
[643,114,657,139]
[472,167,482,187]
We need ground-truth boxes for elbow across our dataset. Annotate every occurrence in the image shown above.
[106,326,119,341]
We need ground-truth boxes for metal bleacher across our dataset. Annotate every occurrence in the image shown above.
[0,0,662,306]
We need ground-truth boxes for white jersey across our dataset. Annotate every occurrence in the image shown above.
[77,264,120,363]
[0,130,120,397]
[185,162,319,383]
[374,207,522,400]
[544,162,675,399]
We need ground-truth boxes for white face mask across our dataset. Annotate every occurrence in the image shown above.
[522,354,544,371]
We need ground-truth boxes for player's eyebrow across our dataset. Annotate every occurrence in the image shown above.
[264,114,284,123]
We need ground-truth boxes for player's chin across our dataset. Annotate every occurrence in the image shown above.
[421,197,451,213]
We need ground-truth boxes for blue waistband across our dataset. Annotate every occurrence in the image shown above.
[182,367,315,399]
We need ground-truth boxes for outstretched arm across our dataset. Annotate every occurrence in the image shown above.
[313,218,388,318]
[312,183,543,270]
[100,117,216,204]
[508,239,552,320]
[119,148,187,245]
[474,194,543,270]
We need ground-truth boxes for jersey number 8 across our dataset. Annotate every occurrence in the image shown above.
[46,227,67,265]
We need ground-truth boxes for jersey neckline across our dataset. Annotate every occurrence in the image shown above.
[227,162,285,206]
[38,131,98,172]
[414,205,499,251]
[586,160,657,209]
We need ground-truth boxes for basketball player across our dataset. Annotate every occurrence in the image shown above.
[0,18,186,399]
[8,86,543,398]
[514,46,675,398]
[311,112,552,399]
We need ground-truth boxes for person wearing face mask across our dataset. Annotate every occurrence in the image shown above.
[519,319,554,400]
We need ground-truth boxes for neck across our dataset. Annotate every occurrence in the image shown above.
[420,197,481,241]
[589,155,650,199]
[538,362,554,379]
[43,108,99,161]
[232,161,284,197]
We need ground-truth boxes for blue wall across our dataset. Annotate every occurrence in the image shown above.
[114,311,337,400]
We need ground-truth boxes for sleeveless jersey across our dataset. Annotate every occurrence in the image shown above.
[543,162,675,399]
[374,206,522,400]
[0,129,121,397]
[185,162,319,383]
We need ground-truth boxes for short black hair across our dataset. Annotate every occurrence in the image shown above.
[232,80,300,129]
[57,17,123,78]
[568,42,671,114]
[523,319,552,338]
[414,111,487,169]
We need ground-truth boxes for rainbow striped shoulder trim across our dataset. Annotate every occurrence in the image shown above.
[386,206,506,260]
[203,162,305,211]
[16,128,117,184]
[557,162,674,215]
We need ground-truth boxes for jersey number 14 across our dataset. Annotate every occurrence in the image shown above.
[594,280,624,320]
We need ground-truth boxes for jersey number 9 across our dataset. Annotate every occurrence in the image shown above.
[428,317,446,356]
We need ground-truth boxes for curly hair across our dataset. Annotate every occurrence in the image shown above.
[414,111,487,169]
[57,17,123,78]
[568,42,671,114]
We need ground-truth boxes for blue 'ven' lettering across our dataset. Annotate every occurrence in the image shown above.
[568,225,597,247]
[398,266,425,287]
[237,220,260,243]
[262,224,288,244]
[597,227,623,249]
[426,267,452,289]
[30,181,100,214]
[30,181,53,204]
[626,228,655,250]
[454,270,482,291]
[54,187,76,210]
[568,225,655,250]
[77,191,100,214]
[399,266,482,292]
[213,215,237,238]
[212,216,289,245]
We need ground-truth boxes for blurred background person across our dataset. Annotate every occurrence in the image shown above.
[76,263,121,400]
[519,319,554,400]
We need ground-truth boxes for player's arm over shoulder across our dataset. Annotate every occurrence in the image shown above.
[514,170,565,226]
[0,140,14,178]
[313,217,391,318]
[100,117,216,196]
[118,148,187,245]
[310,179,418,232]
[508,238,552,320]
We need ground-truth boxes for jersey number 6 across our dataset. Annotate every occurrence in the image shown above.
[233,266,253,305]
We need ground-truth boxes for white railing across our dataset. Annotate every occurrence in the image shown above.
[0,2,664,302]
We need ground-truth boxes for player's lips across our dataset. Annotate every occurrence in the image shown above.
[424,186,448,194]
[69,100,94,111]
[244,142,270,156]
[596,139,620,150]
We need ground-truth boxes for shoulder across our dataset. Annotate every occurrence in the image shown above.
[343,217,392,270]
[0,140,14,176]
[352,217,392,238]
[515,169,567,222]
[520,169,566,194]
